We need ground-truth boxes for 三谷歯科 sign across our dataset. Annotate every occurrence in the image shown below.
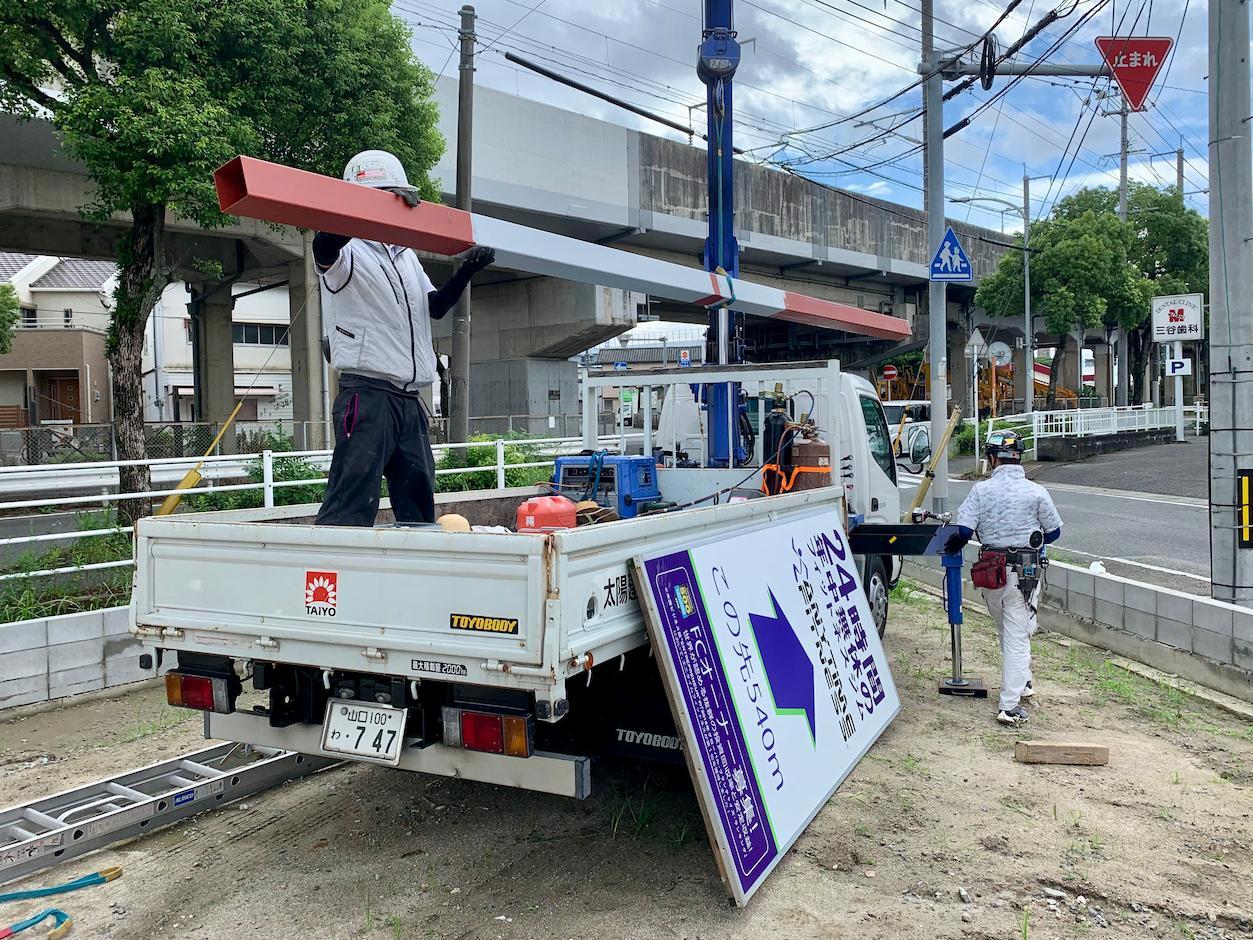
[631,511,900,905]
[1151,293,1205,343]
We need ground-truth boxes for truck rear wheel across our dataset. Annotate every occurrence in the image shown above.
[866,557,890,638]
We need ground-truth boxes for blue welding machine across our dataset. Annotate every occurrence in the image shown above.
[552,453,661,519]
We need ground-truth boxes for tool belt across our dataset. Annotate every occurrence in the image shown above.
[974,546,1046,600]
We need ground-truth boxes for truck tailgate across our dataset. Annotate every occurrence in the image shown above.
[132,516,548,668]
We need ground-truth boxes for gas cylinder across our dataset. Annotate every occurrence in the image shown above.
[788,433,833,491]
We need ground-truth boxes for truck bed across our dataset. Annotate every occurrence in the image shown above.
[131,486,843,707]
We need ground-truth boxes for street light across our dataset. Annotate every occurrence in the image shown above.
[952,192,1032,414]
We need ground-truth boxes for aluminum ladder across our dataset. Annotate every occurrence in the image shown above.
[0,740,336,884]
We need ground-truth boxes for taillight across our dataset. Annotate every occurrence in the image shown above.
[462,712,504,753]
[165,672,232,713]
[441,707,532,758]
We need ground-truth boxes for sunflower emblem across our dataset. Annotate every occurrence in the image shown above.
[305,574,337,607]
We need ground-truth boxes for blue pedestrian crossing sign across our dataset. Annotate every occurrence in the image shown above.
[930,227,972,282]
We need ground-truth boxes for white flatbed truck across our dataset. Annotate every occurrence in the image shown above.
[132,362,930,798]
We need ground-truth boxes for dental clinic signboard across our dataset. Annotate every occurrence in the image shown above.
[632,511,900,905]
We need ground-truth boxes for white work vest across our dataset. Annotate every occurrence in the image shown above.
[319,239,437,391]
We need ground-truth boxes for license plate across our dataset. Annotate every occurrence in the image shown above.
[320,700,407,765]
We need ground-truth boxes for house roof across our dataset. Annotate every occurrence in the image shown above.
[0,253,38,282]
[595,345,704,365]
[30,258,116,290]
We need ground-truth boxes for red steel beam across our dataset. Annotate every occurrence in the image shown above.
[213,156,911,341]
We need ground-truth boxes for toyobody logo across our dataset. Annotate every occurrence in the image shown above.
[305,571,338,617]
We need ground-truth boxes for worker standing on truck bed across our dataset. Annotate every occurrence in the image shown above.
[945,431,1062,726]
[313,149,495,527]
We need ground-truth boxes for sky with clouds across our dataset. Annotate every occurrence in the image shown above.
[391,0,1212,233]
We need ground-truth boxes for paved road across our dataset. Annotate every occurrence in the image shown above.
[900,472,1210,596]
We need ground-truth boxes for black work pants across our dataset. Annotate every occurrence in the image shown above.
[315,386,436,526]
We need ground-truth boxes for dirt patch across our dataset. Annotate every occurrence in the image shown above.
[1,588,1250,939]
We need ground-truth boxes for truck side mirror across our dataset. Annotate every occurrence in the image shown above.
[908,429,931,468]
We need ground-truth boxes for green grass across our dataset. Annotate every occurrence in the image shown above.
[0,510,133,623]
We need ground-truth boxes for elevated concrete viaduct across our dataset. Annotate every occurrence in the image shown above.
[1,77,1103,439]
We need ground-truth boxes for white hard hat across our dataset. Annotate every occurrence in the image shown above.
[342,150,417,193]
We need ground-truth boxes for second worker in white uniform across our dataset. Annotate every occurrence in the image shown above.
[949,431,1063,725]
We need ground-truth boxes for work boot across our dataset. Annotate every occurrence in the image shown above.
[1020,680,1036,700]
[996,706,1029,726]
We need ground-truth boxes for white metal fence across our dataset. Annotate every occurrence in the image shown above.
[966,404,1207,462]
[0,433,641,592]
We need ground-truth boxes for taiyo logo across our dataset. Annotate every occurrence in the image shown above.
[305,571,338,617]
[673,584,697,618]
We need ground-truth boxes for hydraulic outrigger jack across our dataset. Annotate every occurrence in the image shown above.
[938,552,987,698]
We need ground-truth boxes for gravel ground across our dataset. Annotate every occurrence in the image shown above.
[0,587,1250,940]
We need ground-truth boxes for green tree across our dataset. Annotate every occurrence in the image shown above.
[1051,183,1207,402]
[0,284,19,354]
[975,208,1146,407]
[980,183,1207,405]
[0,1,443,523]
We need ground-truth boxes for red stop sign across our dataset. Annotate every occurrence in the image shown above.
[882,364,898,381]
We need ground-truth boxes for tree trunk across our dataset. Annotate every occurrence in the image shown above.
[1128,326,1149,405]
[1046,342,1066,409]
[111,203,170,527]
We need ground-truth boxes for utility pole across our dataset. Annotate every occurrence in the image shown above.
[1176,144,1184,198]
[698,0,742,467]
[1208,0,1253,607]
[1022,170,1033,415]
[449,4,475,444]
[921,0,948,514]
[1115,102,1131,406]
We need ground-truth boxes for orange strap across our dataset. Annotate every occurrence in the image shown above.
[761,464,832,494]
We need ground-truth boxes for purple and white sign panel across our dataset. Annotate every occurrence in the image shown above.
[633,511,900,905]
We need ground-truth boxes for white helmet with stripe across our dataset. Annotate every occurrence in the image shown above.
[342,150,418,195]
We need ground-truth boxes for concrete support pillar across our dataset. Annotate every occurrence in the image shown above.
[1012,343,1030,412]
[288,231,327,450]
[1065,333,1083,396]
[1093,344,1112,407]
[198,290,236,453]
[947,325,968,418]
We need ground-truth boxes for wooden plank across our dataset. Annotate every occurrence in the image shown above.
[1014,741,1110,766]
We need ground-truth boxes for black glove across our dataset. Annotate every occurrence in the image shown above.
[460,246,495,275]
[386,187,421,208]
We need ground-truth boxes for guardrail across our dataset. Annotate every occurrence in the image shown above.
[0,433,643,590]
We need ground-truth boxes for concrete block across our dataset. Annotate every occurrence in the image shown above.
[1095,577,1124,605]
[1233,609,1253,644]
[1157,590,1194,625]
[0,674,48,710]
[1125,608,1157,641]
[104,656,150,688]
[1067,592,1095,621]
[1044,586,1066,610]
[1,647,48,682]
[47,610,104,646]
[1155,617,1192,652]
[1192,628,1234,665]
[1235,639,1253,672]
[48,637,104,672]
[1193,599,1235,637]
[1048,566,1069,592]
[0,619,47,654]
[1124,583,1158,615]
[101,608,130,636]
[47,664,104,701]
[1094,598,1123,630]
[1066,569,1095,597]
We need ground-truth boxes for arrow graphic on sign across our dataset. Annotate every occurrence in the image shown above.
[749,589,817,740]
[1095,36,1174,111]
